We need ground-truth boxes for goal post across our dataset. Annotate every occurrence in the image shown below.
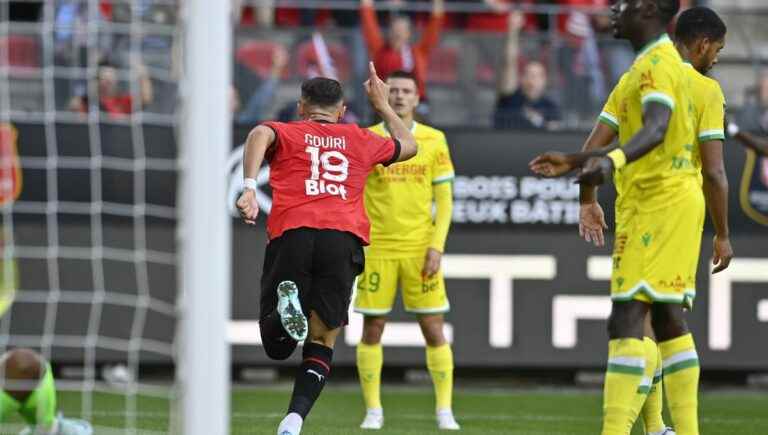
[179,0,232,434]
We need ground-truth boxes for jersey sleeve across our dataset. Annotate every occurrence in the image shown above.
[259,121,283,161]
[636,56,678,111]
[598,83,621,132]
[697,83,726,142]
[362,128,398,167]
[432,133,455,185]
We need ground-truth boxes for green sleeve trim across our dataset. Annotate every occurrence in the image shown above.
[641,92,675,110]
[598,112,619,132]
[432,174,455,185]
[698,130,725,142]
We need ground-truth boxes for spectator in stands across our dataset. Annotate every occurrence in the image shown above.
[68,60,154,119]
[269,34,360,124]
[359,0,444,113]
[235,44,288,124]
[557,0,607,124]
[737,70,768,135]
[494,11,561,130]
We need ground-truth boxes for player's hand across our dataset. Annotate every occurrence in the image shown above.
[577,156,613,186]
[422,248,442,279]
[364,62,391,113]
[529,152,577,177]
[712,235,733,274]
[579,202,608,247]
[236,189,259,225]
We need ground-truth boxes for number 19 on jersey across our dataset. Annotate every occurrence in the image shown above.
[305,146,349,200]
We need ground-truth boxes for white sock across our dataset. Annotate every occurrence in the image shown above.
[366,408,383,416]
[277,412,303,434]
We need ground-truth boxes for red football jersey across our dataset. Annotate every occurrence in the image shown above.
[262,120,398,244]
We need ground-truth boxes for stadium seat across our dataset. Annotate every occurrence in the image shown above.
[236,40,286,78]
[294,39,350,80]
[427,45,459,85]
[0,35,40,69]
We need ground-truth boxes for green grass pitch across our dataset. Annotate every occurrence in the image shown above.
[2,386,766,434]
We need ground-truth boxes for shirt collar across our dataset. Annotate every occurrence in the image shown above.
[636,33,672,60]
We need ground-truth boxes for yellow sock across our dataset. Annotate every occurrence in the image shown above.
[636,337,665,433]
[659,334,700,435]
[602,338,646,435]
[356,342,383,410]
[426,344,454,411]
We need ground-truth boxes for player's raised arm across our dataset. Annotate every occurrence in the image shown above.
[364,62,418,161]
[237,125,276,225]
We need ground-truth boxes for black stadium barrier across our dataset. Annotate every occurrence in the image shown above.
[6,122,768,369]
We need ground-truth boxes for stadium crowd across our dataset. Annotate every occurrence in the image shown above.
[2,0,767,132]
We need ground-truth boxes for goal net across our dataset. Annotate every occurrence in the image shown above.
[0,0,229,433]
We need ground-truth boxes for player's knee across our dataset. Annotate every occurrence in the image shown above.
[606,302,647,339]
[1,348,43,381]
[418,316,446,347]
[308,329,340,349]
[651,305,689,342]
[362,316,386,344]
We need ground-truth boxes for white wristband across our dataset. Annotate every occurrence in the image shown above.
[727,122,740,137]
[243,178,257,191]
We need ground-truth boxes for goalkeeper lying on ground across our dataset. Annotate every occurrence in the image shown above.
[0,265,92,435]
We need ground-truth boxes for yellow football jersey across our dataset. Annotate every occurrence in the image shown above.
[364,121,455,258]
[683,63,726,173]
[598,34,697,211]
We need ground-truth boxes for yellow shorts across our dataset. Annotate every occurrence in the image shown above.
[611,191,705,309]
[353,256,449,315]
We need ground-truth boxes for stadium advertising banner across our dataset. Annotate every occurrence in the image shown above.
[8,123,768,370]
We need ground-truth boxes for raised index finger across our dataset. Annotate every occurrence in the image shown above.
[368,61,379,80]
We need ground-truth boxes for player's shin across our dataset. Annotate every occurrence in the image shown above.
[602,338,646,435]
[659,334,700,435]
[288,342,333,419]
[356,342,383,411]
[426,343,454,412]
[640,338,666,434]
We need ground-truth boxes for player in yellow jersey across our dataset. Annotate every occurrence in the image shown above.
[529,2,727,435]
[533,7,732,435]
[353,71,458,431]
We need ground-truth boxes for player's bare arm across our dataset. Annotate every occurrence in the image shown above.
[237,125,275,225]
[730,126,768,156]
[529,122,618,179]
[700,138,733,273]
[364,62,418,162]
[579,122,616,247]
[578,102,672,185]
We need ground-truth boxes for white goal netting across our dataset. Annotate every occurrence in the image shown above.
[0,0,184,432]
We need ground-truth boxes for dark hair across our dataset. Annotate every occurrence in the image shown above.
[301,77,343,107]
[675,6,727,44]
[387,70,418,84]
[655,0,680,25]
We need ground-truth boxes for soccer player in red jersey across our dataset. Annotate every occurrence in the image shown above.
[236,63,417,435]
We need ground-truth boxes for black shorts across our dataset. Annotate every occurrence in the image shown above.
[260,227,365,329]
